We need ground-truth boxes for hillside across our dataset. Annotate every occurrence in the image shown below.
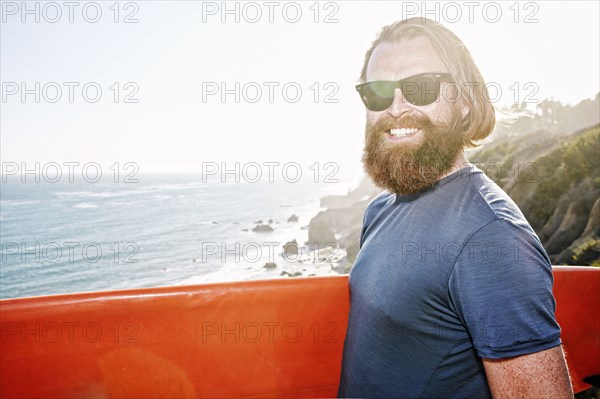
[470,124,599,265]
[309,94,600,268]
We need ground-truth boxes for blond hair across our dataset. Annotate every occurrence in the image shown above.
[360,17,496,147]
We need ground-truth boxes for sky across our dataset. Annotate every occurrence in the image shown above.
[1,0,599,181]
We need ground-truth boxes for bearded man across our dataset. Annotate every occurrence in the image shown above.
[338,18,573,398]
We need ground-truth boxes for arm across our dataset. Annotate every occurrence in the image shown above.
[483,345,573,399]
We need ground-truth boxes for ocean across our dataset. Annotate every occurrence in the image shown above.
[0,173,357,299]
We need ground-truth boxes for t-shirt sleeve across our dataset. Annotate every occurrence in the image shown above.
[359,193,387,248]
[448,218,562,359]
[359,207,370,249]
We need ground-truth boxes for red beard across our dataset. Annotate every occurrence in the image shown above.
[362,112,464,196]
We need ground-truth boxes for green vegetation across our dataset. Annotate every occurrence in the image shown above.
[469,95,600,265]
[571,238,600,267]
[528,127,599,229]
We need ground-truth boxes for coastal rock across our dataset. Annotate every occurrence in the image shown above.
[252,224,274,232]
[345,240,361,264]
[279,270,302,277]
[254,219,263,224]
[307,214,337,246]
[263,262,277,269]
[307,198,372,247]
[268,219,273,224]
[283,239,299,257]
[287,214,299,223]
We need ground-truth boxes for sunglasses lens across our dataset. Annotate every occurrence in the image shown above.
[402,76,440,106]
[359,82,395,112]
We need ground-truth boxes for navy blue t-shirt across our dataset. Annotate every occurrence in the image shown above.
[338,165,561,399]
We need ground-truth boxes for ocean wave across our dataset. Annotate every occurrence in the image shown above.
[73,202,98,209]
[0,200,41,206]
[141,182,207,191]
[54,190,125,199]
[107,200,142,207]
[53,183,207,200]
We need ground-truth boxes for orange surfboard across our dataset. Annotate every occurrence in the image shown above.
[0,266,598,398]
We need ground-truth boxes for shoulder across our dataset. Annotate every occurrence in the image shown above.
[460,166,537,235]
[363,190,394,223]
[446,166,550,269]
[461,217,549,266]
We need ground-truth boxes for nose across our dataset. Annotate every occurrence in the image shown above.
[386,88,416,118]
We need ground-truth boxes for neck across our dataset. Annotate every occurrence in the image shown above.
[439,150,469,180]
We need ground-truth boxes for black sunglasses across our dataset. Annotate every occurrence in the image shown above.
[355,72,453,111]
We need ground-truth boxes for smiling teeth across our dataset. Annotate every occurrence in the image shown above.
[390,128,418,136]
